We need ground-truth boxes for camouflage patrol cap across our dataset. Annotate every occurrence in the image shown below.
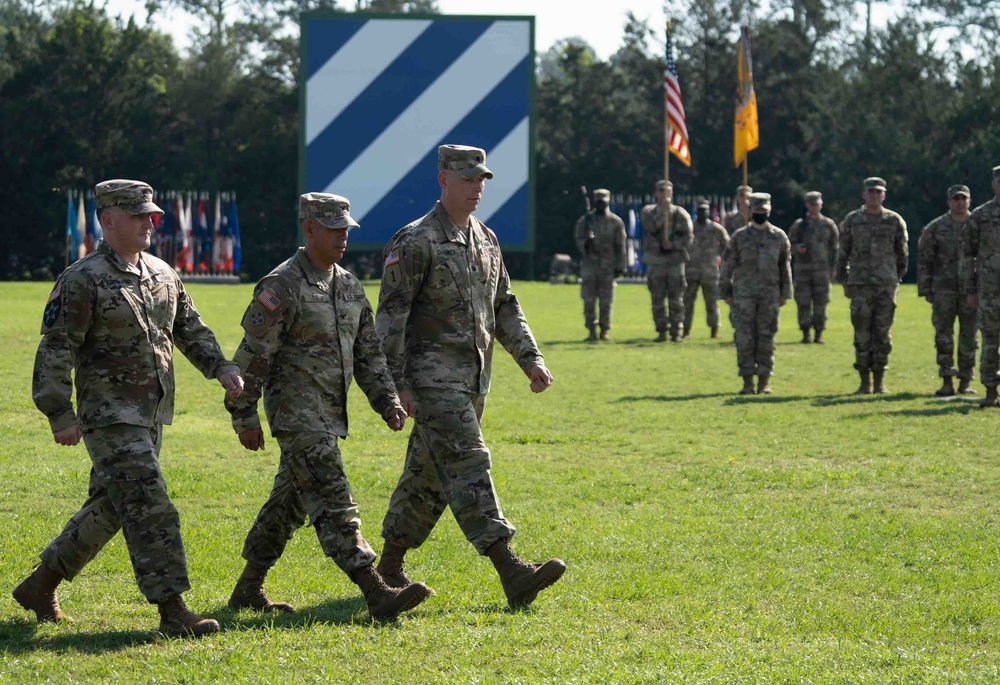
[749,192,771,211]
[947,184,970,198]
[299,192,360,229]
[735,185,753,197]
[593,188,611,201]
[655,180,673,190]
[992,165,1000,181]
[437,145,493,179]
[804,191,823,203]
[696,197,710,208]
[94,179,163,215]
[863,177,887,191]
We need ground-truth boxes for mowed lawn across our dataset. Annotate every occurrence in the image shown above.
[1,279,998,683]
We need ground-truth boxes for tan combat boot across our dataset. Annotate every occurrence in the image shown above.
[157,595,220,637]
[12,563,69,623]
[487,538,566,609]
[854,371,872,395]
[739,376,756,395]
[872,370,889,394]
[228,563,294,613]
[980,385,999,408]
[957,377,975,394]
[934,377,955,397]
[351,565,432,621]
[377,540,414,589]
[757,374,772,394]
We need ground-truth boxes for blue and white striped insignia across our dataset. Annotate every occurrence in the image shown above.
[302,15,534,249]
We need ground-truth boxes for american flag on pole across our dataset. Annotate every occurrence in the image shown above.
[665,21,691,166]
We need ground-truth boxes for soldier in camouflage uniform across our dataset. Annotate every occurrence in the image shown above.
[375,145,565,609]
[16,180,244,637]
[683,198,729,339]
[962,165,1000,407]
[723,185,753,237]
[575,188,626,341]
[720,193,792,395]
[640,180,693,342]
[787,191,839,344]
[224,193,432,621]
[837,177,909,394]
[918,184,977,397]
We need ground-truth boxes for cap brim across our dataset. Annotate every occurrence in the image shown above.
[315,214,360,229]
[123,202,164,215]
[456,164,493,180]
[951,192,970,198]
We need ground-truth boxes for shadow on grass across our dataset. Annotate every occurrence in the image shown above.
[0,618,159,654]
[217,595,367,631]
[614,392,733,403]
[842,402,980,418]
[812,392,924,406]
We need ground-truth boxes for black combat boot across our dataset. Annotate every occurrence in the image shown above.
[757,374,772,394]
[739,376,756,395]
[654,330,667,343]
[957,377,976,394]
[487,538,566,609]
[157,595,220,637]
[228,563,294,613]
[980,385,1000,408]
[855,371,872,395]
[801,327,811,344]
[351,565,432,621]
[599,327,610,341]
[872,369,889,394]
[813,328,825,344]
[12,563,69,623]
[586,326,597,342]
[934,377,955,397]
[711,326,719,339]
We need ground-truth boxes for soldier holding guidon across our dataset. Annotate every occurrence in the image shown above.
[575,188,626,341]
[640,180,693,342]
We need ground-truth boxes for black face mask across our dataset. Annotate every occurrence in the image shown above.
[593,201,609,213]
[751,212,769,225]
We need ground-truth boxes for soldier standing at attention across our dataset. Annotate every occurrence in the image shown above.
[721,193,792,395]
[724,185,753,236]
[962,165,1000,407]
[575,188,626,341]
[375,145,565,609]
[16,180,244,637]
[224,193,431,621]
[837,177,909,394]
[640,180,693,342]
[683,198,729,339]
[918,184,977,397]
[787,191,839,344]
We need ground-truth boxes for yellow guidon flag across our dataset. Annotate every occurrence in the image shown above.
[734,25,759,167]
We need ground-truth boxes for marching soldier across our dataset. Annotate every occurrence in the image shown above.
[787,191,839,344]
[640,180,693,342]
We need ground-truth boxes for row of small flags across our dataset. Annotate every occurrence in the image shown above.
[65,190,242,275]
[608,193,739,275]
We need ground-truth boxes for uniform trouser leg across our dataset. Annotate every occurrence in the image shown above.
[957,295,978,380]
[597,272,616,331]
[869,285,897,371]
[811,277,831,331]
[242,432,375,575]
[581,274,598,329]
[795,277,814,329]
[40,423,190,603]
[932,294,959,377]
[683,274,700,334]
[754,299,780,375]
[666,266,687,335]
[702,274,721,329]
[732,298,758,376]
[851,285,897,371]
[978,294,1000,386]
[647,269,668,333]
[381,389,515,555]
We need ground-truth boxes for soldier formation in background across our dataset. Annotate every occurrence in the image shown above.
[684,198,729,339]
[720,193,792,395]
[918,185,977,396]
[640,180,693,342]
[786,191,838,345]
[575,188,626,340]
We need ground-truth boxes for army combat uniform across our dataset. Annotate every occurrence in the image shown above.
[575,191,626,339]
[720,194,792,392]
[837,179,908,392]
[683,209,729,338]
[787,208,839,342]
[30,220,236,607]
[962,167,1000,406]
[640,199,693,341]
[918,200,976,389]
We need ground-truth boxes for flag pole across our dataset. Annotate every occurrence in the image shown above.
[664,20,671,184]
[742,159,749,222]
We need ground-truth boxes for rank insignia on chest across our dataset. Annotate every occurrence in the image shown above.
[257,288,281,312]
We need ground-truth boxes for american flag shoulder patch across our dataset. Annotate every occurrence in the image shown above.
[257,288,281,312]
[384,250,400,267]
[47,283,62,303]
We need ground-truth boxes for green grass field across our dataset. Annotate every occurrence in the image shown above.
[1,280,998,683]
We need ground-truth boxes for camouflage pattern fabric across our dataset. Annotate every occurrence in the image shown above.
[34,240,236,432]
[787,215,839,330]
[40,423,190,603]
[380,389,514,554]
[848,284,898,371]
[641,203,693,335]
[575,210,626,330]
[962,199,1000,385]
[226,248,399,436]
[377,202,543,554]
[240,431,376,573]
[919,213,976,378]
[724,212,747,237]
[720,223,792,376]
[684,218,730,333]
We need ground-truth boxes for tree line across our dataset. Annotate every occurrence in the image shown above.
[2,0,998,281]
